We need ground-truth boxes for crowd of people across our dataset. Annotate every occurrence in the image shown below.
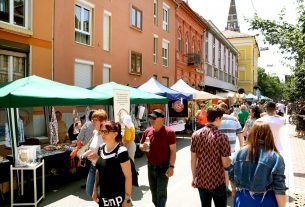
[53,99,295,207]
[191,101,287,207]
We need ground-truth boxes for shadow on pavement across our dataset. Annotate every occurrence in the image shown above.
[131,185,150,201]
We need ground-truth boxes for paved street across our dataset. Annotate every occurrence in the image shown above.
[5,122,303,207]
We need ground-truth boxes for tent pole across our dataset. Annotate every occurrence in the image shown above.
[7,108,18,165]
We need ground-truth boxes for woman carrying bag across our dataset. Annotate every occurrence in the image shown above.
[228,121,287,207]
[86,121,132,207]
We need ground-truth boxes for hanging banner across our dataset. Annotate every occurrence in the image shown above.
[113,89,130,123]
[169,99,188,117]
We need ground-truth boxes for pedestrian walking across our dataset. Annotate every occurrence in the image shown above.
[80,109,107,197]
[218,103,243,193]
[140,109,176,207]
[242,105,261,139]
[87,121,132,207]
[257,101,285,153]
[237,105,249,128]
[295,104,305,138]
[122,114,136,162]
[191,106,231,207]
[195,104,207,129]
[229,121,287,207]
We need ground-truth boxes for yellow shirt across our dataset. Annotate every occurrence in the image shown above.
[124,127,135,141]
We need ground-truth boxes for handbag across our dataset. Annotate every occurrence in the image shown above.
[76,137,93,159]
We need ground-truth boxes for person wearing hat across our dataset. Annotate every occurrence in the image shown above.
[140,109,176,207]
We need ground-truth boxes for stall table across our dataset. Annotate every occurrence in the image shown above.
[10,160,45,207]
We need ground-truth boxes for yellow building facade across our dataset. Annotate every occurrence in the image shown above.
[222,30,260,93]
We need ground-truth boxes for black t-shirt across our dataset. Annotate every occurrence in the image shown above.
[96,144,129,207]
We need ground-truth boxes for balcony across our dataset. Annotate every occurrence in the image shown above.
[186,53,200,66]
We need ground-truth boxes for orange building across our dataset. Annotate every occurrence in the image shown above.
[0,0,52,83]
[54,0,177,87]
[175,1,207,89]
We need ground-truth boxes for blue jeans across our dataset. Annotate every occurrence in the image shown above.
[86,164,96,197]
[198,183,227,207]
[148,162,169,207]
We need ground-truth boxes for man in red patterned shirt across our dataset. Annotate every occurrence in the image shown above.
[191,106,231,207]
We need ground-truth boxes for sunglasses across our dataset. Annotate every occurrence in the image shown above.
[149,117,157,120]
[99,129,117,135]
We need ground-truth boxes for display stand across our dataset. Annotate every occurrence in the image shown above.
[10,160,45,207]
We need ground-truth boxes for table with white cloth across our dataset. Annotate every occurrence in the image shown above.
[168,122,185,132]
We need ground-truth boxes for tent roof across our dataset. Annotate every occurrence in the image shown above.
[0,75,112,108]
[138,77,192,100]
[89,82,168,104]
[171,79,226,100]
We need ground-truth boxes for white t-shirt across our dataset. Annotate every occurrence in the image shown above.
[276,103,285,113]
[257,115,285,152]
[89,130,103,152]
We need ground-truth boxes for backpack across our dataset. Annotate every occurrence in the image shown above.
[109,144,139,187]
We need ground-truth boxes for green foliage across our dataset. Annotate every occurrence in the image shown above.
[257,67,285,102]
[247,0,305,101]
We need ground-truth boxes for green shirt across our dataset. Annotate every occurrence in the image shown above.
[238,110,249,125]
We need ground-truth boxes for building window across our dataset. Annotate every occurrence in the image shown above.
[153,35,158,64]
[161,76,169,87]
[192,37,195,53]
[185,35,189,54]
[162,3,169,31]
[103,64,111,83]
[0,50,27,84]
[75,3,93,45]
[130,51,142,75]
[178,31,182,52]
[103,10,111,51]
[0,0,30,28]
[131,6,142,30]
[153,0,158,26]
[74,59,93,88]
[162,39,169,67]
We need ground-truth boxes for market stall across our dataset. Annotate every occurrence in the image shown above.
[138,77,192,131]
[0,75,112,164]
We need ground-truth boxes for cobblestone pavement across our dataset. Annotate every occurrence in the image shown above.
[286,123,305,207]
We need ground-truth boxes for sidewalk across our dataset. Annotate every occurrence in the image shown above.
[287,123,305,207]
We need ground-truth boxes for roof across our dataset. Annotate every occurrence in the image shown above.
[222,30,252,38]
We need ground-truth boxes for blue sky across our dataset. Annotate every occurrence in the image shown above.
[187,0,298,81]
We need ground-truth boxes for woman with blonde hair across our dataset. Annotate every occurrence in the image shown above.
[229,121,286,207]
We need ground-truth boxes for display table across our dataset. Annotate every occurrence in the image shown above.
[169,122,185,132]
[10,160,45,207]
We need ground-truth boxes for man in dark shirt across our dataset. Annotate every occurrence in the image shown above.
[191,106,231,207]
[140,109,176,207]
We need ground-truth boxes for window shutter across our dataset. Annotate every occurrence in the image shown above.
[74,63,92,88]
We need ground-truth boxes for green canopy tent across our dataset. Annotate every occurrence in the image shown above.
[89,82,168,104]
[0,75,112,108]
[0,75,112,164]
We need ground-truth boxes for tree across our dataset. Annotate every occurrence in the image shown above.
[246,0,305,101]
[257,67,285,101]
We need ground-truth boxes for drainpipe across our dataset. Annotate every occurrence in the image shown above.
[51,0,54,80]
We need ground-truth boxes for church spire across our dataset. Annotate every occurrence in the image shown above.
[225,0,240,32]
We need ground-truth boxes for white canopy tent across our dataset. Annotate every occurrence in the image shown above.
[170,79,226,100]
